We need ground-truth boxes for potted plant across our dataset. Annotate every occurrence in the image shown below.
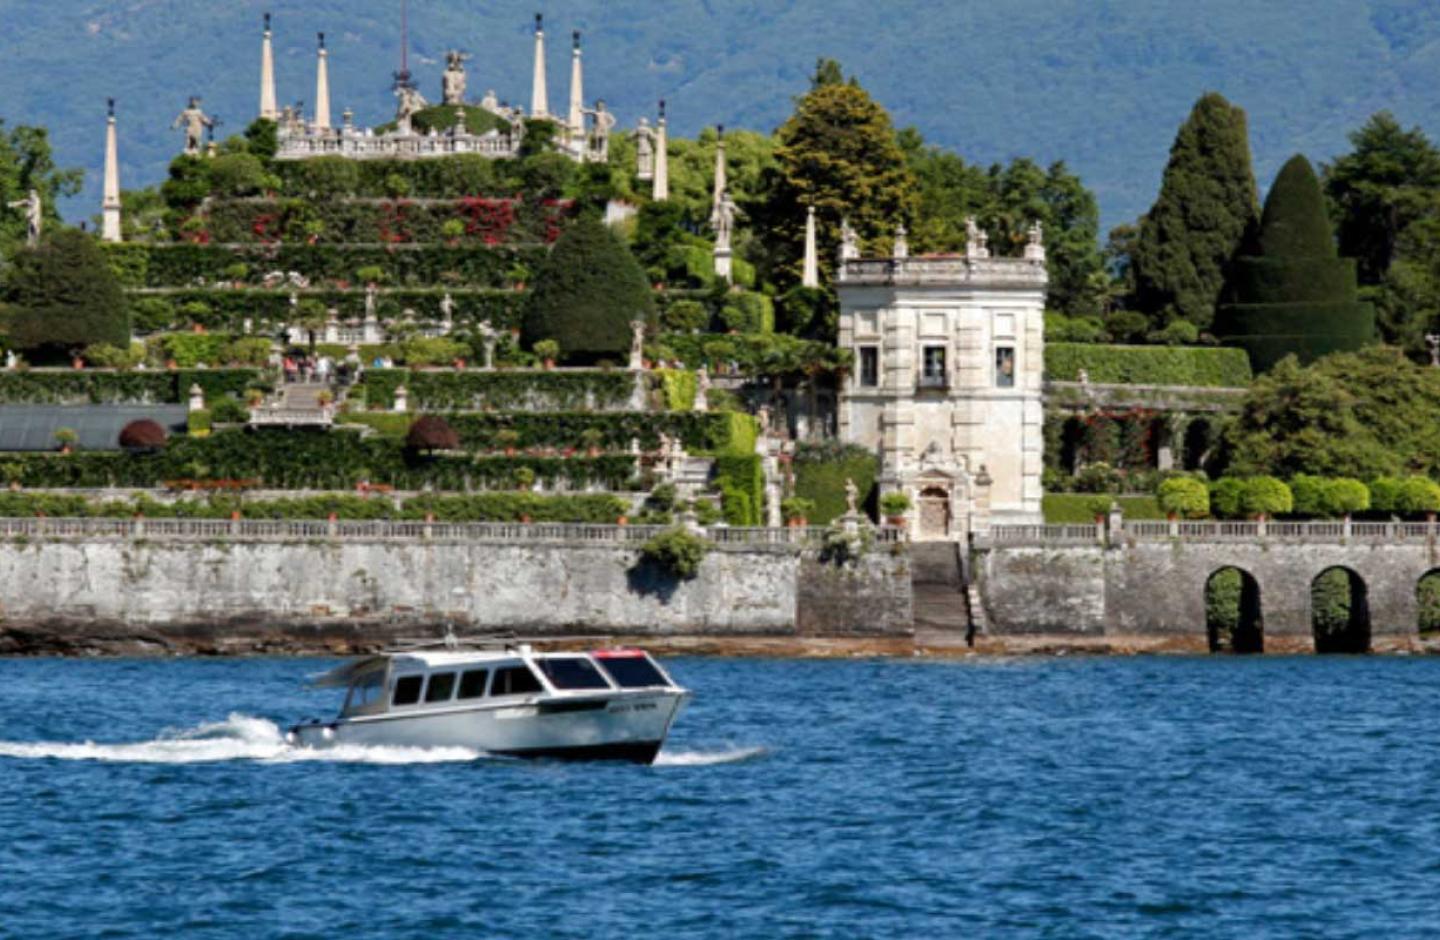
[54,427,79,454]
[534,339,560,370]
[514,466,536,491]
[316,390,334,408]
[580,428,605,458]
[880,492,911,526]
[781,497,815,528]
[245,388,265,408]
[496,429,520,456]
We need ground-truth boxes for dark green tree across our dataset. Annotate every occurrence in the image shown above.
[1131,93,1259,329]
[522,213,655,362]
[754,61,918,300]
[1215,155,1375,371]
[243,118,278,162]
[0,121,82,255]
[4,228,130,358]
[1323,112,1440,284]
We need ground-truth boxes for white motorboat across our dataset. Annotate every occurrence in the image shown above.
[288,643,690,764]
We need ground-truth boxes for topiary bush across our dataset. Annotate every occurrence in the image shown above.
[1157,476,1209,518]
[118,419,167,451]
[406,416,460,452]
[522,213,656,363]
[1241,476,1293,518]
[1044,344,1252,387]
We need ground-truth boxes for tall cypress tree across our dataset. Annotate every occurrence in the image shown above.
[1131,93,1259,329]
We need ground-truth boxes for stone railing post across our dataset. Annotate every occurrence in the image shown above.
[1168,515,1179,538]
[132,516,145,539]
[1343,514,1353,540]
[1257,515,1268,538]
[1106,502,1123,548]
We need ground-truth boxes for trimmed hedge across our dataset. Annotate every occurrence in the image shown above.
[128,288,526,335]
[104,243,551,290]
[793,442,878,525]
[357,369,637,411]
[343,410,749,453]
[715,454,765,526]
[0,369,266,405]
[1043,344,1252,387]
[1042,494,1163,523]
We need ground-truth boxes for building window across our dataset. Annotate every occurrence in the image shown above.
[920,346,948,388]
[996,347,1015,388]
[858,346,879,387]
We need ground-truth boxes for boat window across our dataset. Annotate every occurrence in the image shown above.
[595,655,670,689]
[425,672,457,703]
[457,669,489,700]
[345,672,385,711]
[392,674,423,706]
[537,657,612,691]
[490,665,543,697]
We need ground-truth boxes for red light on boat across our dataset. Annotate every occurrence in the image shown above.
[593,648,645,659]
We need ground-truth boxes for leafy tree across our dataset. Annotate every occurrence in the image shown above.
[3,228,129,357]
[1130,93,1259,329]
[754,61,918,301]
[243,119,278,162]
[1323,112,1440,284]
[0,121,82,255]
[523,213,655,362]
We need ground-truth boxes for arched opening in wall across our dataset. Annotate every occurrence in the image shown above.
[1059,417,1085,476]
[1311,567,1371,654]
[1183,419,1214,472]
[917,486,952,540]
[1417,570,1440,638]
[1205,567,1264,653]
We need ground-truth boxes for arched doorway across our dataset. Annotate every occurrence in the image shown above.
[917,486,951,540]
[1183,419,1214,471]
[1418,570,1440,636]
[1311,567,1371,654]
[1205,567,1264,653]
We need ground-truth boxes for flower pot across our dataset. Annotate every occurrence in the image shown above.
[787,517,807,528]
[504,447,516,457]
[543,359,555,370]
[587,447,601,458]
[519,514,532,524]
[887,515,906,527]
[166,360,178,370]
[231,510,241,521]
[453,358,466,369]
[616,516,628,526]
[72,357,84,370]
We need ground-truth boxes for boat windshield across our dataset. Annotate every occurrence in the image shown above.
[593,652,670,689]
[343,671,386,715]
[536,657,612,691]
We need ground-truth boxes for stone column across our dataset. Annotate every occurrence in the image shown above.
[530,13,549,119]
[101,99,122,243]
[652,101,669,201]
[313,33,331,131]
[802,206,819,288]
[710,127,727,221]
[259,13,278,121]
[393,385,408,413]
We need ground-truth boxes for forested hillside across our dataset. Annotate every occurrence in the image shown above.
[1,0,1438,228]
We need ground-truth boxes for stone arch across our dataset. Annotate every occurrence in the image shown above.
[916,485,953,540]
[1059,416,1085,476]
[1311,567,1371,654]
[1205,567,1264,654]
[1182,418,1214,471]
[1417,570,1440,636]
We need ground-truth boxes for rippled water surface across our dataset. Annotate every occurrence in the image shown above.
[3,656,1440,938]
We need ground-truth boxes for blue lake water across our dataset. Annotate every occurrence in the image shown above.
[2,655,1439,938]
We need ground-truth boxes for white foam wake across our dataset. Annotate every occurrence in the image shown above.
[653,745,768,767]
[0,714,481,765]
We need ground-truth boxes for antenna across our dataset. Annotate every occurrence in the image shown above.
[393,0,414,90]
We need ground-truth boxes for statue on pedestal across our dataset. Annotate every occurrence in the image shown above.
[1427,333,1440,368]
[441,51,470,106]
[965,217,990,259]
[633,118,656,179]
[7,189,41,247]
[172,97,214,156]
[695,366,710,412]
[712,191,737,254]
[478,319,499,369]
[439,292,455,331]
[582,100,616,162]
[1024,221,1046,261]
[839,218,859,262]
[844,477,859,516]
[364,284,379,320]
[629,319,646,370]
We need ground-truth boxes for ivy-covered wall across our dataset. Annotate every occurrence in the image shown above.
[356,369,639,411]
[0,370,265,405]
[1045,344,1253,387]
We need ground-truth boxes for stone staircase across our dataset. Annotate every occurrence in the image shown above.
[248,379,338,428]
[911,540,979,648]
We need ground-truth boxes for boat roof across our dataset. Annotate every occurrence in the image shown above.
[306,646,630,688]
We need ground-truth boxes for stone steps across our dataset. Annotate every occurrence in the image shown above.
[910,541,972,637]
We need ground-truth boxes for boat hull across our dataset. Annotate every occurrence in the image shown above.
[289,689,686,765]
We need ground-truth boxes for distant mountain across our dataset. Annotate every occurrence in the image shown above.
[3,0,1439,233]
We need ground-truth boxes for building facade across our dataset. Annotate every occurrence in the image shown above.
[836,231,1048,539]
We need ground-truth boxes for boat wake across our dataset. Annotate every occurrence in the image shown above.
[0,714,481,765]
[654,746,768,767]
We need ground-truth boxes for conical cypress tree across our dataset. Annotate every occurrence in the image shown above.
[522,213,656,363]
[1215,155,1375,371]
[1131,93,1259,329]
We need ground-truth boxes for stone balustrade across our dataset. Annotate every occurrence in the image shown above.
[839,255,1048,288]
[275,130,520,161]
[979,518,1440,547]
[0,516,905,550]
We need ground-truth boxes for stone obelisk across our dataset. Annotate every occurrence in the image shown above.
[259,12,278,121]
[802,206,820,288]
[710,126,727,220]
[314,33,332,131]
[652,100,669,201]
[102,99,122,243]
[567,31,584,150]
[530,13,549,119]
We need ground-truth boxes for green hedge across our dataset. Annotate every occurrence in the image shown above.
[342,411,746,453]
[1213,302,1377,372]
[270,154,554,200]
[715,454,765,526]
[357,369,637,411]
[104,243,551,290]
[0,369,266,405]
[201,197,568,246]
[128,288,526,334]
[1044,344,1253,387]
[1042,494,1162,523]
[0,491,628,523]
[793,442,878,524]
[0,430,640,492]
[1225,258,1358,305]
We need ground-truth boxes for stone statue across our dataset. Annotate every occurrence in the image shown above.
[5,350,18,370]
[478,319,498,369]
[757,405,771,436]
[839,218,859,262]
[441,50,470,106]
[695,365,710,412]
[1427,334,1440,368]
[633,118,656,179]
[364,283,379,320]
[712,191,737,253]
[582,100,617,162]
[1077,367,1090,386]
[480,89,501,113]
[171,97,214,156]
[1024,221,1046,261]
[7,189,41,247]
[845,477,859,516]
[394,83,428,131]
[439,292,455,327]
[629,319,646,370]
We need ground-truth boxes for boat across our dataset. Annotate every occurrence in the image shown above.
[287,641,690,764]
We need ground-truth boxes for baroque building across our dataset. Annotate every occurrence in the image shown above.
[836,221,1048,539]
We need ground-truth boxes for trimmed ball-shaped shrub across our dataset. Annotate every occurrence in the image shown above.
[1157,477,1209,519]
[405,416,459,452]
[522,213,656,363]
[1241,476,1293,518]
[118,419,167,451]
[1210,478,1246,519]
